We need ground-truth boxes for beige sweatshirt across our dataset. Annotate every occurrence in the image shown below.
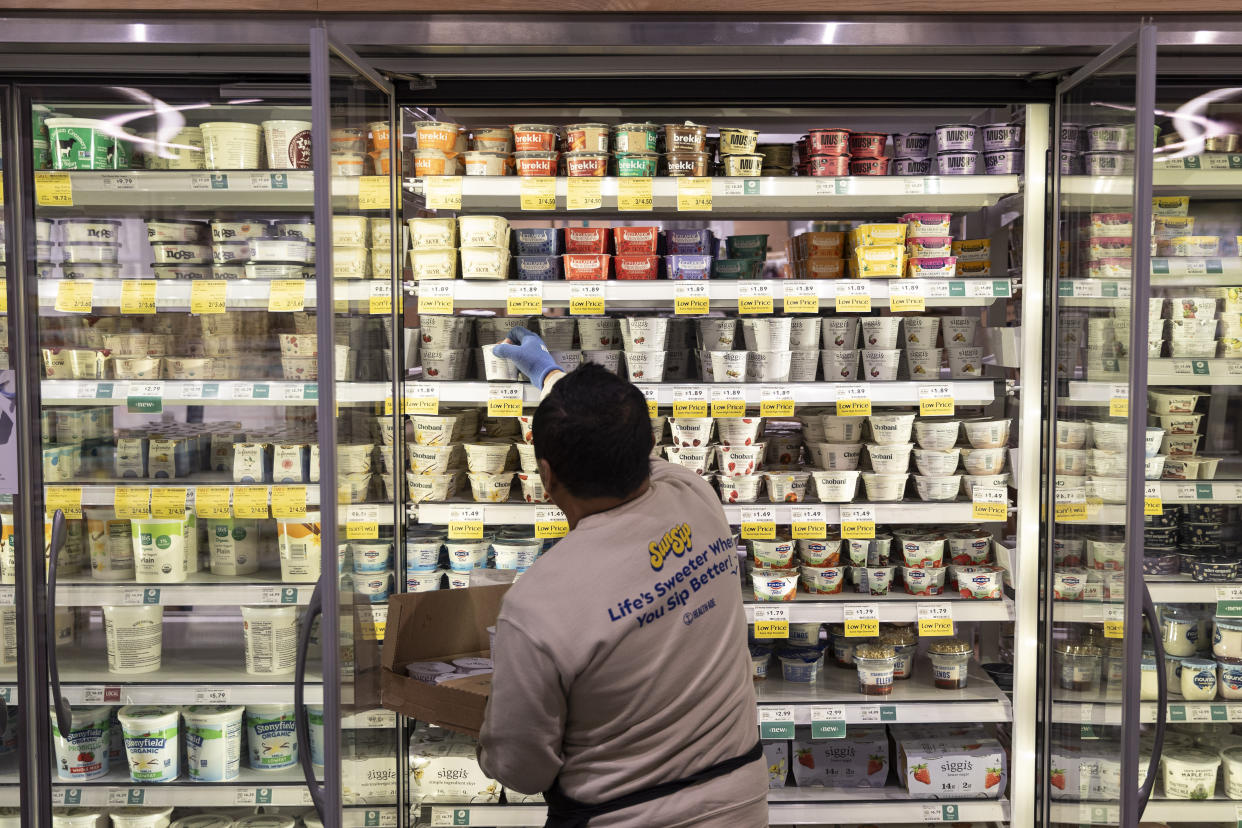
[478,460,767,827]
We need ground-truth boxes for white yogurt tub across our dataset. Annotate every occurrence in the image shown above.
[277,513,322,583]
[751,569,798,601]
[913,419,961,451]
[868,413,916,445]
[1084,152,1134,176]
[355,572,391,603]
[61,263,121,281]
[118,706,180,783]
[234,816,295,828]
[764,471,811,503]
[406,569,445,592]
[913,474,961,501]
[201,121,262,169]
[807,442,861,472]
[52,704,111,781]
[241,605,298,676]
[307,704,325,770]
[107,808,175,827]
[151,242,210,265]
[130,517,187,583]
[1215,617,1242,659]
[334,245,370,278]
[207,518,260,576]
[861,472,908,501]
[182,704,243,782]
[171,818,234,828]
[351,540,392,574]
[903,565,947,595]
[821,349,859,381]
[960,447,1006,475]
[245,704,297,771]
[147,220,206,243]
[63,218,121,243]
[103,604,163,674]
[62,242,119,264]
[865,442,913,473]
[956,565,1003,598]
[717,473,763,504]
[1181,657,1218,700]
[1221,745,1242,798]
[913,447,961,476]
[52,809,107,827]
[963,418,1011,449]
[861,349,900,381]
[1162,748,1221,799]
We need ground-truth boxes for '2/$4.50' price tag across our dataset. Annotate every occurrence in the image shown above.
[752,606,789,639]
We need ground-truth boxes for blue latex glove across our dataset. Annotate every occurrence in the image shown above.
[492,327,559,389]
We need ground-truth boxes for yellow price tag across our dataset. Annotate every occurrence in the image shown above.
[790,522,822,539]
[113,487,151,519]
[919,617,955,636]
[34,171,73,206]
[417,282,454,315]
[55,281,94,314]
[835,293,872,313]
[425,176,462,210]
[711,389,746,418]
[345,505,381,539]
[368,281,393,315]
[845,619,880,637]
[120,280,156,315]
[888,281,926,313]
[741,521,776,540]
[507,283,542,316]
[270,485,307,519]
[674,283,709,316]
[676,176,713,212]
[194,487,232,519]
[737,283,774,315]
[487,384,524,418]
[835,386,871,418]
[617,176,654,211]
[920,397,955,417]
[1104,619,1124,639]
[1144,482,1163,516]
[753,620,789,639]
[972,500,1008,521]
[569,283,605,316]
[400,383,440,415]
[357,175,390,211]
[1109,384,1128,418]
[641,388,659,419]
[672,387,708,418]
[840,506,875,540]
[760,386,795,418]
[782,282,819,314]
[1056,501,1087,521]
[448,507,485,540]
[534,507,570,539]
[566,177,602,211]
[0,288,7,314]
[190,281,227,315]
[520,176,557,211]
[790,507,826,540]
[150,488,187,519]
[268,280,306,313]
[347,521,379,539]
[45,487,83,520]
[359,605,387,641]
[231,486,269,519]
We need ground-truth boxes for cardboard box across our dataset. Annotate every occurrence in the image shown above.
[380,583,510,738]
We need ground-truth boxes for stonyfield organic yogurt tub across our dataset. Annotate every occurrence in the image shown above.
[52,704,111,780]
[117,706,180,783]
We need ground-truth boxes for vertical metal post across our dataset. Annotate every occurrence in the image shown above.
[5,86,50,828]
[310,25,343,828]
[1010,101,1049,828]
[1120,24,1157,828]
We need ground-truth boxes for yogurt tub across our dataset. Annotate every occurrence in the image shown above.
[751,569,798,601]
[797,537,842,566]
[750,536,796,567]
[1084,152,1134,176]
[913,474,961,502]
[151,242,210,265]
[808,154,850,176]
[983,149,1023,175]
[241,605,298,676]
[809,442,862,472]
[722,154,763,176]
[61,241,119,264]
[210,219,267,242]
[617,152,660,177]
[200,121,262,169]
[982,122,1023,150]
[1216,617,1242,659]
[109,807,175,827]
[719,127,759,155]
[903,565,948,595]
[861,472,908,502]
[800,564,846,594]
[892,157,932,176]
[207,518,260,576]
[103,604,163,674]
[913,420,961,451]
[936,151,978,175]
[1158,235,1221,257]
[52,704,111,780]
[865,441,913,473]
[181,704,243,782]
[716,473,763,504]
[854,644,897,695]
[928,639,973,688]
[848,132,887,158]
[764,471,811,503]
[52,810,107,828]
[406,569,445,592]
[861,349,900,381]
[855,565,896,595]
[849,157,889,176]
[245,704,297,770]
[1162,748,1221,799]
[1086,123,1132,151]
[963,419,1011,449]
[891,132,931,158]
[868,413,916,445]
[514,150,558,176]
[612,122,660,153]
[960,447,1006,475]
[808,128,851,155]
[935,124,977,151]
[958,565,1003,599]
[779,648,823,683]
[1053,568,1087,600]
[63,218,121,243]
[913,447,961,476]
[1220,657,1242,699]
[118,706,180,783]
[1181,657,1218,700]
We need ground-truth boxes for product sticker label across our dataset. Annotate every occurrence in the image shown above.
[737,281,774,315]
[424,176,462,210]
[752,605,789,639]
[782,280,819,314]
[567,177,603,211]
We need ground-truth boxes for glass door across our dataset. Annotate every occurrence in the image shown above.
[1043,24,1161,828]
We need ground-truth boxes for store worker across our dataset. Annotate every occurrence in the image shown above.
[480,327,767,828]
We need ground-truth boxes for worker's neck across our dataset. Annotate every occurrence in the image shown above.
[557,478,651,530]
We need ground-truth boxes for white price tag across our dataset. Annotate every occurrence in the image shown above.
[235,789,258,805]
[790,505,827,525]
[75,382,99,399]
[843,603,880,622]
[195,688,230,704]
[0,587,13,606]
[752,605,790,623]
[178,381,203,400]
[81,687,105,703]
[449,506,484,523]
[279,384,305,402]
[107,790,131,805]
[967,280,996,298]
[918,603,953,621]
[1217,586,1242,602]
[758,706,795,723]
[904,177,925,194]
[231,382,255,400]
[858,706,883,723]
[102,174,137,190]
[810,705,846,723]
[130,381,164,399]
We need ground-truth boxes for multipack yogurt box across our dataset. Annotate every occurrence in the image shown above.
[763,740,789,788]
[409,739,500,804]
[897,734,1007,799]
[791,727,889,788]
[1049,742,1113,800]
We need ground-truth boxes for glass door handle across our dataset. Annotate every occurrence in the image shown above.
[295,580,324,820]
[1138,580,1166,811]
[45,509,71,740]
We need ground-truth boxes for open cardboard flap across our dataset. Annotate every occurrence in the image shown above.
[380,582,511,738]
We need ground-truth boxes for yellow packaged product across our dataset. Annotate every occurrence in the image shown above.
[850,223,908,248]
[1152,196,1190,217]
[798,257,846,279]
[853,244,906,278]
[1156,236,1220,258]
[951,239,990,262]
[956,259,992,278]
[1155,215,1195,238]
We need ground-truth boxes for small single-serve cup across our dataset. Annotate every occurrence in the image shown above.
[245,704,298,771]
[963,418,1011,449]
[822,317,860,349]
[716,417,763,447]
[905,348,943,380]
[535,317,576,351]
[821,414,867,443]
[764,471,812,503]
[52,705,112,781]
[914,447,961,476]
[788,350,819,382]
[84,508,134,582]
[583,349,622,374]
[665,445,714,475]
[913,474,963,501]
[696,317,740,351]
[468,472,514,503]
[717,473,764,504]
[241,605,299,676]
[182,704,244,782]
[947,346,985,378]
[861,472,909,501]
[821,349,860,381]
[913,419,961,450]
[939,315,980,346]
[624,350,666,382]
[492,538,542,571]
[869,412,916,445]
[262,119,312,169]
[516,469,551,502]
[480,344,519,381]
[860,317,902,349]
[621,317,669,351]
[277,513,322,583]
[577,316,623,349]
[811,470,860,502]
[103,605,163,674]
[743,317,793,351]
[463,442,514,474]
[902,316,940,347]
[807,442,862,471]
[862,349,901,381]
[866,442,914,473]
[716,443,765,476]
[710,350,748,382]
[117,706,180,783]
[746,351,792,382]
[669,417,714,447]
[789,317,823,349]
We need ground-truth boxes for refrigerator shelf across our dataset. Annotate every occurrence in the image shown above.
[1052,695,1242,725]
[413,501,1005,526]
[1063,168,1242,206]
[1051,575,1242,616]
[52,571,317,607]
[1065,361,1242,399]
[32,170,379,211]
[404,174,1021,217]
[412,380,997,407]
[743,593,1013,624]
[49,766,318,808]
[41,379,389,407]
[1051,793,1242,824]
[38,278,391,313]
[419,793,1009,826]
[414,277,1013,310]
[754,662,1012,724]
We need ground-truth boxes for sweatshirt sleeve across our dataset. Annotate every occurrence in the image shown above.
[477,616,568,794]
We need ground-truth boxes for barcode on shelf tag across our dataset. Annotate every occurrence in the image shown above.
[790,505,827,539]
[417,281,454,315]
[534,506,569,539]
[919,383,954,417]
[840,505,876,539]
[810,705,847,739]
[844,603,880,637]
[448,507,485,540]
[671,386,708,418]
[674,282,709,315]
[917,603,954,636]
[782,280,819,314]
[487,383,524,418]
[711,386,746,418]
[835,281,871,313]
[737,281,774,315]
[740,506,776,540]
[888,279,926,313]
[835,384,871,417]
[972,486,1008,521]
[1109,384,1129,418]
[1055,487,1088,522]
[752,605,789,639]
[759,385,795,418]
[569,282,605,316]
[506,281,543,316]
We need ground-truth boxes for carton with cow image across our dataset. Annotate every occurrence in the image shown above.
[894,724,1008,799]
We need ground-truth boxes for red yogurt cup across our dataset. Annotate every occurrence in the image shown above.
[809,154,851,176]
[565,227,611,254]
[849,156,891,175]
[808,128,851,156]
[848,132,888,158]
[563,253,611,280]
[614,254,660,280]
[612,226,660,255]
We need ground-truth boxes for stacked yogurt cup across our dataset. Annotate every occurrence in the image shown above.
[931,121,1023,177]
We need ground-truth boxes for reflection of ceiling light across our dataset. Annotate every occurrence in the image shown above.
[130,23,147,43]
[1194,30,1214,45]
[227,98,263,105]
[820,23,838,44]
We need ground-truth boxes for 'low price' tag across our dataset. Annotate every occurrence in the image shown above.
[917,603,954,636]
[1109,384,1129,418]
[672,386,708,418]
[535,506,569,539]
[737,282,774,315]
[448,507,484,540]
[836,384,871,417]
[782,281,818,314]
[835,281,871,313]
[1145,481,1163,516]
[711,387,745,418]
[570,282,605,315]
[972,486,1008,521]
[1055,487,1087,522]
[418,282,454,315]
[740,507,776,540]
[507,282,542,316]
[840,505,875,539]
[889,279,926,313]
[752,605,789,639]
[790,505,827,539]
[674,282,709,315]
[401,382,440,415]
[843,603,880,637]
[760,385,795,418]
[919,383,954,417]
[487,383,524,417]
[346,505,381,539]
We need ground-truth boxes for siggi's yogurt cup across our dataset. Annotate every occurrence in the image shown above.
[182,704,243,782]
[822,317,860,350]
[103,605,163,674]
[52,705,111,781]
[118,706,180,783]
[245,704,297,771]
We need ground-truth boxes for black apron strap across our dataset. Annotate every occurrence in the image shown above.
[543,741,763,828]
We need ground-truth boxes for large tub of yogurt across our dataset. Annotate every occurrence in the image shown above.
[245,704,298,771]
[51,704,111,780]
[117,706,180,783]
[182,705,243,782]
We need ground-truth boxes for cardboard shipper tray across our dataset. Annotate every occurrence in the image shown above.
[381,581,511,738]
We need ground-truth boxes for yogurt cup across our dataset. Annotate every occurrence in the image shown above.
[808,442,862,471]
[406,569,445,592]
[624,350,665,383]
[85,508,135,581]
[820,414,866,443]
[751,569,798,601]
[901,535,946,568]
[862,349,901,381]
[981,122,1023,150]
[822,317,860,350]
[957,565,1003,599]
[913,447,960,476]
[716,444,765,476]
[869,413,916,445]
[937,151,979,175]
[716,473,763,504]
[751,536,795,567]
[946,345,984,378]
[865,442,913,473]
[935,124,977,151]
[861,472,908,501]
[913,420,960,450]
[182,705,243,782]
[821,349,860,382]
[779,649,822,682]
[103,605,163,674]
[855,565,896,595]
[467,472,514,503]
[201,122,262,169]
[262,120,312,169]
[903,565,948,596]
[207,518,260,576]
[241,605,298,676]
[53,705,111,781]
[277,513,322,583]
[108,807,175,827]
[245,704,297,771]
[963,419,1011,449]
[797,537,842,566]
[1162,748,1221,799]
[118,706,180,783]
[904,347,943,380]
[51,810,107,827]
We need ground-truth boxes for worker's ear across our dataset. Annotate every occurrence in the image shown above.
[537,457,556,491]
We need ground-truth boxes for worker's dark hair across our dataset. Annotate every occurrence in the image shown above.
[532,363,653,500]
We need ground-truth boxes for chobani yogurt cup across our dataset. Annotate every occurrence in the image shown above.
[103,605,163,674]
[52,704,111,780]
[118,705,180,783]
[245,703,297,771]
[1161,748,1220,799]
[241,605,298,676]
[182,704,243,782]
